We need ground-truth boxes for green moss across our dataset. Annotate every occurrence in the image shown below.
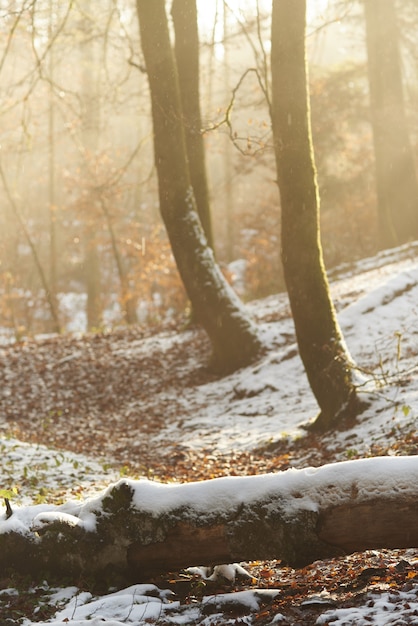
[101,481,134,514]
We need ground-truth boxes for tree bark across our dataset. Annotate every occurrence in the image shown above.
[80,0,102,331]
[364,0,418,248]
[48,0,59,331]
[270,0,363,431]
[136,0,261,373]
[99,197,138,325]
[2,457,418,583]
[171,0,214,251]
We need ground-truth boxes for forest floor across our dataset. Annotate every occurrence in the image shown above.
[1,243,418,624]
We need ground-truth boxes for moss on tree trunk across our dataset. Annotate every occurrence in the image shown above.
[271,0,363,430]
[171,0,214,250]
[136,0,261,373]
[3,459,418,583]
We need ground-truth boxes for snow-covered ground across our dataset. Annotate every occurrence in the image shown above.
[1,243,418,625]
[144,242,418,459]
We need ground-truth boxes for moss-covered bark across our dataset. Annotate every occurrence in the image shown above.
[171,0,214,250]
[0,480,333,583]
[364,0,418,248]
[3,458,418,583]
[270,0,362,430]
[136,0,261,373]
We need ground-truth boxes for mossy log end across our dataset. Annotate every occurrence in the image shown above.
[1,458,418,584]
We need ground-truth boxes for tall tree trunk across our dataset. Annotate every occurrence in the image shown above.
[136,0,261,373]
[84,240,102,330]
[100,198,138,325]
[271,0,362,431]
[48,0,59,329]
[171,0,214,251]
[364,0,418,248]
[222,2,234,262]
[80,0,102,331]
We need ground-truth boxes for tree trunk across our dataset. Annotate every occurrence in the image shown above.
[171,0,214,251]
[364,0,418,248]
[84,238,102,330]
[270,0,362,431]
[136,0,261,373]
[2,457,418,583]
[48,0,59,330]
[100,197,138,325]
[80,0,102,331]
[222,3,235,262]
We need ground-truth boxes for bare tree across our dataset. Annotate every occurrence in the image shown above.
[79,0,103,330]
[0,162,61,333]
[48,0,59,320]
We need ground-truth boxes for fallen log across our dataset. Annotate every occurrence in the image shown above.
[1,456,418,583]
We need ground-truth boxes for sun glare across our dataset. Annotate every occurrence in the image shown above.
[196,0,270,35]
[196,0,331,35]
[196,0,271,59]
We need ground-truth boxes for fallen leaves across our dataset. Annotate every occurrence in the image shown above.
[0,325,215,473]
[149,551,418,625]
[2,317,418,624]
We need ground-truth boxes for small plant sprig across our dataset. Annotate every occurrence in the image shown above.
[0,487,18,519]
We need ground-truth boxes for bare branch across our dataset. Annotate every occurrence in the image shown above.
[204,67,271,156]
[0,159,60,332]
[0,0,35,79]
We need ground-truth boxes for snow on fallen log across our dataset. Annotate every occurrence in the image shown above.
[1,456,418,582]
